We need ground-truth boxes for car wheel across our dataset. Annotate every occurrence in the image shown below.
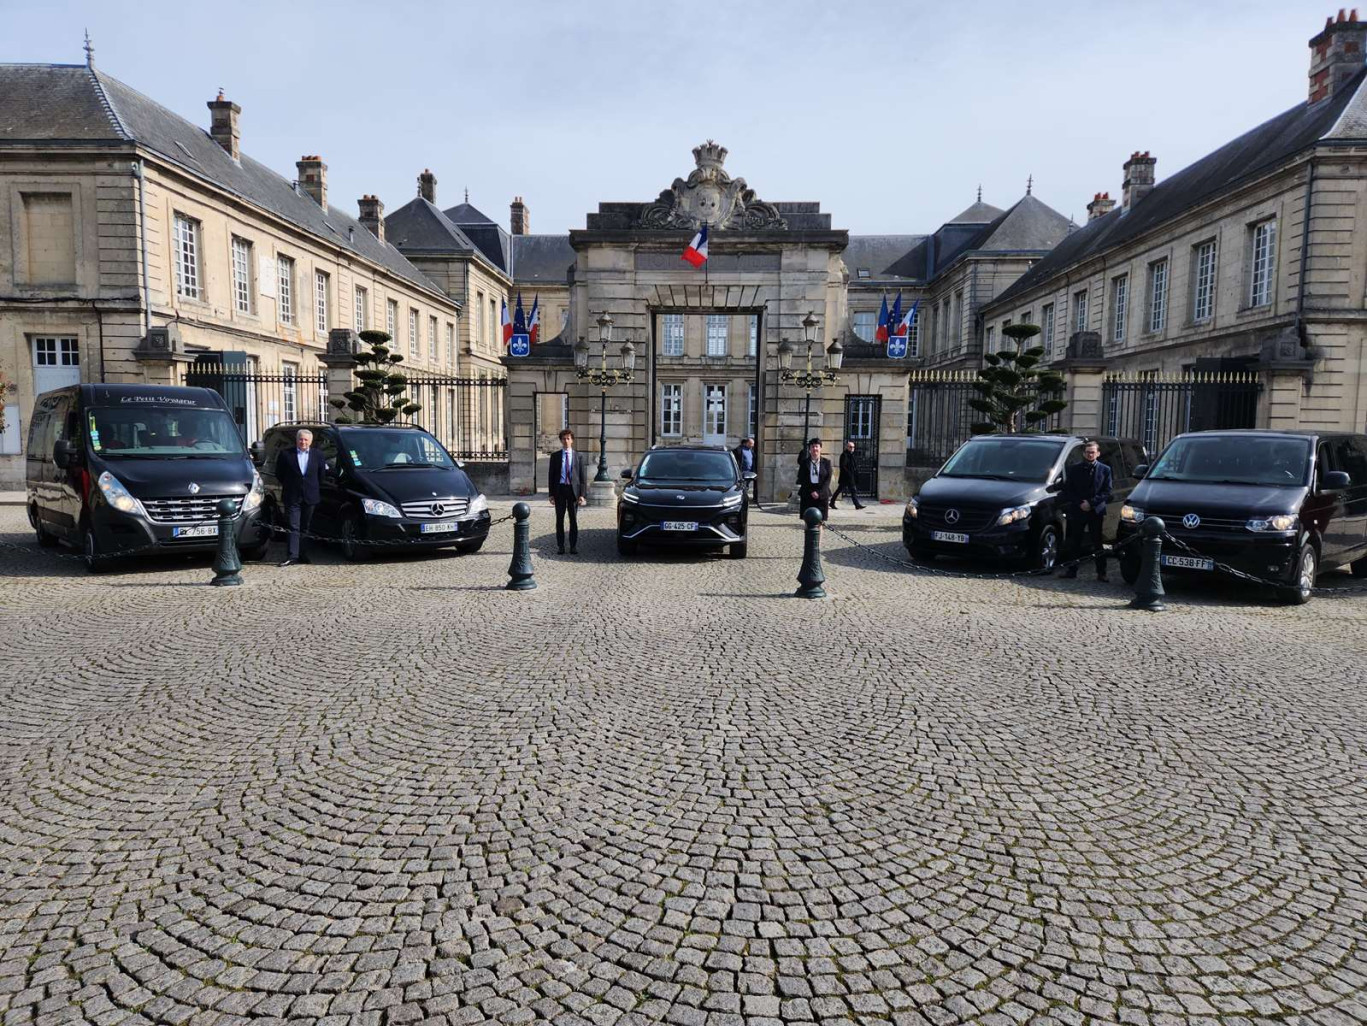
[1281,541,1316,605]
[1351,555,1367,579]
[617,536,637,558]
[1119,551,1141,585]
[81,521,107,574]
[340,511,369,563]
[729,542,747,559]
[908,544,936,563]
[29,505,57,548]
[1033,524,1059,572]
[240,539,270,561]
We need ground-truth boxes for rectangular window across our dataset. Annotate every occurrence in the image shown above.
[952,290,964,347]
[985,325,994,351]
[282,362,298,423]
[706,314,728,357]
[409,308,419,356]
[428,315,438,360]
[489,299,496,350]
[1192,240,1216,322]
[703,384,727,440]
[354,286,367,330]
[446,322,455,365]
[1148,259,1168,333]
[1110,275,1128,343]
[21,193,76,285]
[747,383,757,436]
[748,314,758,358]
[33,336,80,366]
[173,213,201,299]
[1250,219,1277,307]
[1072,289,1088,334]
[1041,303,1055,356]
[475,293,484,350]
[386,299,398,340]
[315,270,329,334]
[907,306,920,357]
[662,313,684,356]
[660,383,682,436]
[277,255,295,324]
[231,236,253,313]
[852,311,876,342]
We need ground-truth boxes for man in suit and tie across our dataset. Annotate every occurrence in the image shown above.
[275,427,327,567]
[548,428,589,554]
[830,439,866,510]
[796,437,833,524]
[1060,439,1113,580]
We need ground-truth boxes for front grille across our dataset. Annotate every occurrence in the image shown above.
[916,504,1001,532]
[1147,510,1248,532]
[143,495,241,523]
[400,496,470,520]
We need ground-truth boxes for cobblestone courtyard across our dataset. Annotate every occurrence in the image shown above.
[1,502,1365,1026]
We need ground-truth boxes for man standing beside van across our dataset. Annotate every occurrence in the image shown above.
[548,429,588,554]
[276,428,326,567]
[1060,439,1113,581]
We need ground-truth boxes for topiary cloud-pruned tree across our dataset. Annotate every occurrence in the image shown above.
[329,330,421,424]
[969,322,1068,434]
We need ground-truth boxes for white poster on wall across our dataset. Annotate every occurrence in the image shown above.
[0,405,20,455]
[258,255,277,298]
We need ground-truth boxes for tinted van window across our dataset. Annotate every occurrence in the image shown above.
[637,449,736,484]
[1098,439,1128,479]
[1148,435,1311,487]
[941,438,1066,481]
[344,428,455,469]
[1331,436,1367,487]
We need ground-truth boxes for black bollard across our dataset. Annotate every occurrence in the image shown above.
[795,506,827,599]
[1128,516,1166,612]
[505,502,536,591]
[210,497,243,587]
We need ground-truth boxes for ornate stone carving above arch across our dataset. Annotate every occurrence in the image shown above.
[636,141,788,231]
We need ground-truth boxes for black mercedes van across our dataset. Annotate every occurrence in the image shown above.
[902,434,1146,570]
[25,384,268,571]
[255,422,491,560]
[1116,430,1367,603]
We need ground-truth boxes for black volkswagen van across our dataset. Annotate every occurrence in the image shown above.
[902,434,1146,570]
[255,422,491,560]
[1116,430,1367,603]
[25,384,268,571]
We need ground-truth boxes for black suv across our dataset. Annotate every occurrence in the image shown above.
[254,422,491,560]
[903,434,1146,569]
[617,445,755,558]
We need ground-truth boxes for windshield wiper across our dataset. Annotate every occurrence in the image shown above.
[383,461,446,468]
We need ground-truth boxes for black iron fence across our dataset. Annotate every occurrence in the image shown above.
[182,362,329,444]
[1102,372,1261,454]
[400,372,508,462]
[906,371,1063,467]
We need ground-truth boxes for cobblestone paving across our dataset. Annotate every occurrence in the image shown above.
[1,501,1366,1026]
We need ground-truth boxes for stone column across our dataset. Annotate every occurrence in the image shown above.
[319,329,359,422]
[132,324,193,385]
[1258,331,1314,429]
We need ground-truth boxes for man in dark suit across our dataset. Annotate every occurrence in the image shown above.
[275,427,327,567]
[547,428,589,554]
[830,439,866,510]
[1060,439,1113,580]
[796,438,833,523]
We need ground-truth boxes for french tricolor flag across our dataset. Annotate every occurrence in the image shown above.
[500,299,512,347]
[681,224,709,268]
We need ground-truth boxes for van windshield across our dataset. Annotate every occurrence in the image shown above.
[342,428,455,469]
[90,407,244,457]
[1148,435,1311,487]
[939,438,1065,482]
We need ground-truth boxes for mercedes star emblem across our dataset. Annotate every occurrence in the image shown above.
[188,482,200,494]
[945,508,961,524]
[430,503,446,517]
[1183,513,1201,529]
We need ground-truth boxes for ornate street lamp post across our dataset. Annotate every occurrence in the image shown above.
[574,313,636,483]
[776,312,843,446]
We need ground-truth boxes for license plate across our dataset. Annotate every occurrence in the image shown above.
[931,530,969,544]
[662,521,698,532]
[172,524,218,538]
[420,521,458,534]
[1161,554,1214,570]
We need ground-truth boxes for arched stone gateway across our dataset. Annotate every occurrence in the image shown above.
[503,143,909,504]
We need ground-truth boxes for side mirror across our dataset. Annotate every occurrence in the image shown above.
[1046,476,1063,493]
[620,468,633,480]
[249,440,265,467]
[53,439,76,469]
[1132,463,1148,479]
[743,471,757,482]
[1322,470,1351,491]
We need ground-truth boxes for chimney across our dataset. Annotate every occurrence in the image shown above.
[1309,9,1367,104]
[1087,191,1116,221]
[358,194,385,242]
[1121,152,1156,214]
[510,196,529,235]
[296,156,327,208]
[207,90,240,160]
[418,169,437,204]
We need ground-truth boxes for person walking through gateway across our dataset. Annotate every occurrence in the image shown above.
[1060,439,1113,581]
[548,429,588,554]
[733,436,756,499]
[796,438,832,523]
[830,439,866,510]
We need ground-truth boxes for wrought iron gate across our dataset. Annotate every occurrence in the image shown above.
[1102,372,1260,454]
[183,361,329,444]
[401,372,508,462]
[843,394,881,496]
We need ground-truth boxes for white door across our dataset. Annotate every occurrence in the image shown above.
[703,384,727,446]
[32,336,80,394]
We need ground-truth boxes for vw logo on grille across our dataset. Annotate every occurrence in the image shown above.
[676,494,686,500]
[430,503,446,517]
[1183,513,1201,529]
[944,508,961,524]
[188,482,200,494]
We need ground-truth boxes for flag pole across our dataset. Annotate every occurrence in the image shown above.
[704,221,710,287]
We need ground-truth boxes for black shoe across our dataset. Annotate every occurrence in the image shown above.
[297,555,312,565]
[830,502,839,509]
[854,504,866,510]
[557,546,565,554]
[277,558,298,567]
[1097,573,1109,582]
[1060,567,1078,579]
[570,547,578,555]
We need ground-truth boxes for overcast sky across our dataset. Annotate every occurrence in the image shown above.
[3,0,1342,235]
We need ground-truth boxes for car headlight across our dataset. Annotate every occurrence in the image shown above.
[468,493,489,516]
[905,497,919,518]
[1120,503,1145,523]
[720,493,743,507]
[998,504,1033,526]
[620,490,639,504]
[1247,513,1297,532]
[242,470,265,512]
[96,471,144,516]
[361,498,401,518]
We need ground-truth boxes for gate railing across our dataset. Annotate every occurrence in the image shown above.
[905,370,1063,467]
[182,362,329,444]
[1102,372,1261,454]
[400,371,508,463]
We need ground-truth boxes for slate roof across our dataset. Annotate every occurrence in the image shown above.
[0,63,452,302]
[511,235,575,285]
[442,202,496,225]
[384,198,478,253]
[443,201,511,272]
[946,199,1005,224]
[843,235,929,283]
[994,69,1367,308]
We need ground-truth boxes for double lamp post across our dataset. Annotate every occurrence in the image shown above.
[573,313,636,483]
[776,312,843,447]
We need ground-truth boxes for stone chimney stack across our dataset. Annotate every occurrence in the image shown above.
[510,196,529,235]
[207,90,240,161]
[1309,9,1367,103]
[418,169,437,204]
[1121,152,1156,214]
[358,195,385,242]
[1087,192,1116,221]
[296,156,327,208]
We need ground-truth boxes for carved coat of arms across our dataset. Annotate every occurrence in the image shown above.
[636,141,787,231]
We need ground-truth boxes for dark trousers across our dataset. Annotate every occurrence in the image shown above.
[554,484,579,549]
[799,492,830,522]
[1065,509,1106,573]
[831,474,863,507]
[285,502,316,560]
